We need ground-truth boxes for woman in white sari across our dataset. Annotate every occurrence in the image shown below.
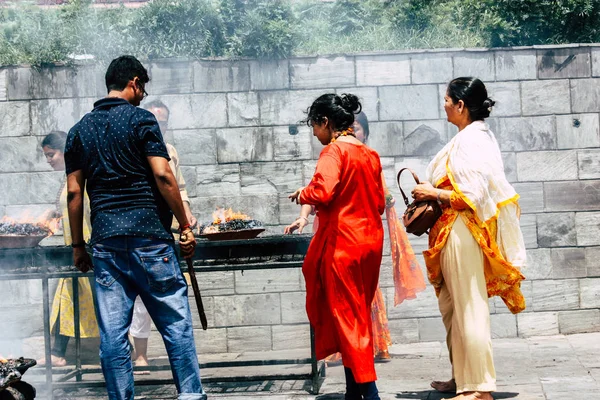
[412,77,526,400]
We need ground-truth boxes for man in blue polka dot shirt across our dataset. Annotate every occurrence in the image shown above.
[64,55,207,400]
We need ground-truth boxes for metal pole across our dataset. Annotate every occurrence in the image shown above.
[41,277,53,400]
[72,277,82,382]
[310,325,319,394]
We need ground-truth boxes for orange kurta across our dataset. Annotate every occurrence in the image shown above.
[300,141,385,383]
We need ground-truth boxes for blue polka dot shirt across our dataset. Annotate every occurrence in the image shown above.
[65,97,174,246]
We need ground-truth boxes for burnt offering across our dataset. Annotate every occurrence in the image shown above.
[0,358,36,400]
[198,208,264,240]
[0,223,50,237]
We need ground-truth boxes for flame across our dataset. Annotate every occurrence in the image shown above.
[0,211,60,236]
[0,356,7,363]
[212,208,250,225]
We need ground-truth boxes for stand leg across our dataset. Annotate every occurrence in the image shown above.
[72,277,82,381]
[42,277,53,400]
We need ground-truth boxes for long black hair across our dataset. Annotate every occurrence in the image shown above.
[355,111,369,141]
[41,131,67,151]
[304,93,362,132]
[447,77,495,121]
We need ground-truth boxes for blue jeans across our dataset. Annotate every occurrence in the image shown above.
[92,236,206,400]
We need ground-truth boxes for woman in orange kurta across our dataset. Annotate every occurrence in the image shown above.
[285,94,385,400]
[412,78,526,400]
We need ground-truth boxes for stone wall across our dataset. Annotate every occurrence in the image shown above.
[1,44,600,356]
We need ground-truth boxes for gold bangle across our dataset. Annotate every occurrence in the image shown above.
[298,216,309,224]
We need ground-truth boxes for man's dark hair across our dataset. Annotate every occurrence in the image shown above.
[105,55,150,92]
[144,99,170,119]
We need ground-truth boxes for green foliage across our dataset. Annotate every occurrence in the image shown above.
[0,0,599,66]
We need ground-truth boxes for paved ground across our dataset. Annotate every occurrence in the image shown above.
[26,332,600,399]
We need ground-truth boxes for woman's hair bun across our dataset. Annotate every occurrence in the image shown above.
[483,98,495,110]
[339,93,362,114]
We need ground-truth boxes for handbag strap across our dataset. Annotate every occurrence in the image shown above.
[396,168,421,206]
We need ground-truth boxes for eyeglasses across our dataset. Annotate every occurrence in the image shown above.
[136,80,148,99]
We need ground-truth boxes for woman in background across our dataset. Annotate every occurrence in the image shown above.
[413,78,526,400]
[40,131,98,367]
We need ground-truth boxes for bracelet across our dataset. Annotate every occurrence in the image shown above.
[71,242,86,248]
[298,216,309,224]
[436,190,443,207]
[179,223,191,232]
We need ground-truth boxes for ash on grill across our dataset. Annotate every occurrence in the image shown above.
[199,208,262,234]
[0,223,50,236]
[0,358,36,400]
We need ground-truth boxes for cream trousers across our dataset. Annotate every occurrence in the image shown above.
[438,216,496,393]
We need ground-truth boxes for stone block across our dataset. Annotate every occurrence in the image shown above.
[342,86,379,121]
[402,120,447,157]
[27,172,64,205]
[379,85,439,121]
[193,60,250,92]
[593,47,600,77]
[556,113,600,149]
[227,326,272,352]
[234,269,302,294]
[281,292,308,324]
[197,271,235,296]
[418,317,446,342]
[550,248,588,279]
[30,98,95,136]
[387,287,439,319]
[367,122,403,157]
[151,94,227,129]
[513,183,545,214]
[249,59,289,90]
[214,294,280,327]
[486,82,521,117]
[8,66,100,100]
[502,152,518,183]
[516,150,577,182]
[586,247,600,277]
[0,137,49,173]
[558,309,600,334]
[172,129,216,166]
[545,180,600,212]
[517,312,559,337]
[491,314,518,338]
[576,212,600,246]
[0,101,29,137]
[195,164,240,197]
[520,214,538,249]
[216,127,273,163]
[496,116,557,152]
[410,54,453,84]
[0,280,43,306]
[259,89,326,126]
[580,278,600,308]
[387,318,420,344]
[0,69,7,101]
[272,324,310,351]
[189,295,215,328]
[191,194,279,225]
[537,48,591,79]
[148,62,194,95]
[227,92,259,127]
[537,212,576,247]
[180,166,197,198]
[571,78,600,113]
[522,248,552,280]
[532,279,579,311]
[521,80,570,116]
[290,57,354,89]
[579,149,600,179]
[240,162,303,195]
[495,50,538,81]
[0,173,29,205]
[273,125,312,161]
[0,304,44,339]
[194,327,227,354]
[453,52,495,81]
[356,55,410,86]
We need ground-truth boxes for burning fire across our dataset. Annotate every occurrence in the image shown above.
[0,212,60,236]
[212,208,250,224]
[0,356,7,363]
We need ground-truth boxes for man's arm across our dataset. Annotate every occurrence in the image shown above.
[147,156,190,228]
[67,170,92,272]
